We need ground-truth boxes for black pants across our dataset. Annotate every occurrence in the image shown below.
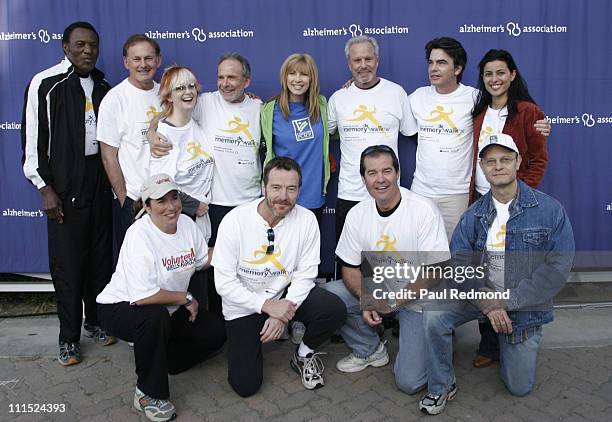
[208,204,235,247]
[48,155,112,343]
[111,196,134,269]
[225,286,346,397]
[334,198,360,244]
[98,302,226,399]
[477,320,500,360]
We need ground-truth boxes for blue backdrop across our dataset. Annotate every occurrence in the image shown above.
[1,0,610,273]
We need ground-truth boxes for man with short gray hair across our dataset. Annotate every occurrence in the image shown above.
[328,35,417,253]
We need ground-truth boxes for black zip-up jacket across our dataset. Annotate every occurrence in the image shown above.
[22,58,111,206]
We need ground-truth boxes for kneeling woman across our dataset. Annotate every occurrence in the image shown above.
[97,173,226,422]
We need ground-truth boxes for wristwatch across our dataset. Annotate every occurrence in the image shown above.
[184,292,193,307]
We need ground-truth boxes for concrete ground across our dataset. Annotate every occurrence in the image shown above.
[1,307,611,422]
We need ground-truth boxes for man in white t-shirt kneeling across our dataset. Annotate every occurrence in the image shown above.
[212,157,346,397]
[322,145,450,394]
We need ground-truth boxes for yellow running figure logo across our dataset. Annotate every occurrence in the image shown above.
[348,105,388,137]
[489,224,506,248]
[221,116,254,141]
[244,245,289,280]
[85,96,94,113]
[479,125,495,144]
[146,106,161,123]
[424,106,460,137]
[186,141,212,161]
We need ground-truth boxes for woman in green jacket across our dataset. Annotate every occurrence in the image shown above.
[261,53,330,223]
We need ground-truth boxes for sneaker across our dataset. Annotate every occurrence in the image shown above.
[134,387,177,422]
[419,383,457,415]
[83,323,117,346]
[58,341,81,366]
[290,349,326,390]
[290,321,306,345]
[336,341,389,373]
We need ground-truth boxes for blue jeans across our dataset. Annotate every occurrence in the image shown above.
[423,307,543,396]
[323,280,427,394]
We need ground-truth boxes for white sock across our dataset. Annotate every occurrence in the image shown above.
[298,342,314,357]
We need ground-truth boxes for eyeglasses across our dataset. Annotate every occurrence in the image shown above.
[482,156,517,168]
[173,83,197,92]
[266,228,275,255]
[361,144,394,160]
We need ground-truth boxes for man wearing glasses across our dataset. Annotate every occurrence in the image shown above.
[212,157,346,397]
[323,145,450,394]
[418,134,574,415]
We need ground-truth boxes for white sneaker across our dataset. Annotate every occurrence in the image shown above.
[133,387,176,422]
[336,342,389,373]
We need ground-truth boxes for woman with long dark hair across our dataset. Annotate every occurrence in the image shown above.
[470,49,548,202]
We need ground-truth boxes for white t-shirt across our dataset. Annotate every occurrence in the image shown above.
[194,91,262,206]
[475,106,509,195]
[96,214,208,315]
[80,76,98,156]
[212,199,320,320]
[409,84,477,197]
[97,78,161,200]
[151,120,215,241]
[485,197,511,292]
[328,79,417,202]
[337,187,450,266]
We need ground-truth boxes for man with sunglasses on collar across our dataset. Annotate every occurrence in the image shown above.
[212,157,346,397]
[323,145,449,395]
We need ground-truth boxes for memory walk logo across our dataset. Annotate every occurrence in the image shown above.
[303,23,408,38]
[458,22,567,37]
[545,113,612,128]
[145,27,254,43]
[0,29,62,43]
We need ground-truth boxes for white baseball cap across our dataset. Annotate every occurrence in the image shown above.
[135,173,180,219]
[479,133,519,158]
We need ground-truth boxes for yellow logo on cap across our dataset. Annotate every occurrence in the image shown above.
[221,116,254,141]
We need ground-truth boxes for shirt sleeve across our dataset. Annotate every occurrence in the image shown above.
[22,76,49,189]
[119,235,162,303]
[192,219,209,271]
[212,216,267,314]
[327,93,338,135]
[520,105,548,188]
[335,208,363,266]
[285,213,320,308]
[96,91,121,147]
[149,124,179,178]
[399,87,418,137]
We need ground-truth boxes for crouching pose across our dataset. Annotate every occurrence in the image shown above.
[212,157,346,397]
[419,134,574,415]
[97,174,226,422]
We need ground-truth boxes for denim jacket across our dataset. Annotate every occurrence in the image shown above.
[450,180,575,332]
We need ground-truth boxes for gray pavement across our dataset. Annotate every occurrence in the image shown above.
[1,308,611,422]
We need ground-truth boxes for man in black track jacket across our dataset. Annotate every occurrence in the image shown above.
[22,21,116,366]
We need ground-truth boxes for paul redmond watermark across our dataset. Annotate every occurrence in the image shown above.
[371,287,509,301]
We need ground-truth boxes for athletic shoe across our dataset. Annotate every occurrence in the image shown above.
[134,387,177,422]
[83,323,117,346]
[290,349,326,390]
[290,321,306,345]
[58,341,81,366]
[419,383,457,415]
[336,341,389,373]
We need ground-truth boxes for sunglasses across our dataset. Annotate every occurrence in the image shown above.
[266,228,275,255]
[361,144,394,159]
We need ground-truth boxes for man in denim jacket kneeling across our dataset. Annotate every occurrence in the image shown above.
[419,134,575,415]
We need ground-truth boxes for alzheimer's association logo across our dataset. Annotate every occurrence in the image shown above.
[221,116,254,141]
